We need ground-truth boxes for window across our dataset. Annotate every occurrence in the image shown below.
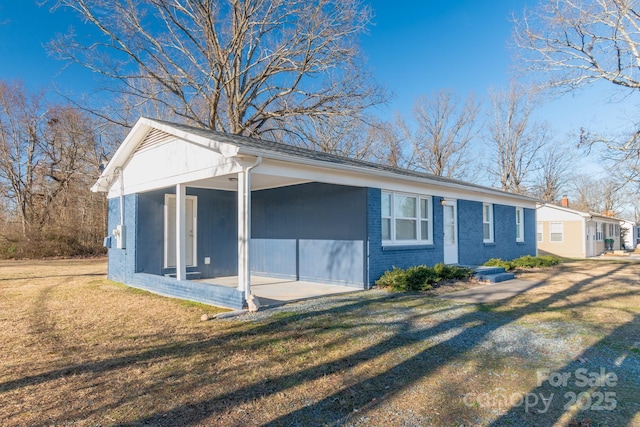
[595,222,603,241]
[381,191,432,244]
[537,222,543,242]
[608,223,614,238]
[483,203,494,243]
[515,207,524,242]
[550,222,563,242]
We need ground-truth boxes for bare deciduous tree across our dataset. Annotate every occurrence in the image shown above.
[46,0,386,140]
[531,143,574,202]
[0,80,106,256]
[514,0,640,91]
[570,174,625,214]
[283,115,382,160]
[486,83,548,194]
[0,81,45,235]
[399,90,479,179]
[514,0,640,184]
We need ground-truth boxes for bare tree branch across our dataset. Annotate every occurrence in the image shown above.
[399,90,480,180]
[45,0,387,140]
[485,83,548,194]
[514,0,640,91]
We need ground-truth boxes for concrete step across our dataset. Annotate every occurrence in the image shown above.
[474,266,515,283]
[479,272,516,283]
[474,266,507,276]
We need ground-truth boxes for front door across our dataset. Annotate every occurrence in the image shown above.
[443,199,458,264]
[586,225,595,258]
[165,194,197,268]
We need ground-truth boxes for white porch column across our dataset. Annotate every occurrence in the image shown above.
[237,157,261,296]
[176,183,187,281]
[237,169,251,294]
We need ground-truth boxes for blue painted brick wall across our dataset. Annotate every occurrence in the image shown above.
[458,200,536,265]
[136,188,237,278]
[107,194,138,283]
[366,188,444,286]
[367,190,537,284]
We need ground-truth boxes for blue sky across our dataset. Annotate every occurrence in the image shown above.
[0,0,635,157]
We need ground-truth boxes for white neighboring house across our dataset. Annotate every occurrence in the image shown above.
[620,219,640,250]
[537,202,623,258]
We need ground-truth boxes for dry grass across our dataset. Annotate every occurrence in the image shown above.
[0,258,639,426]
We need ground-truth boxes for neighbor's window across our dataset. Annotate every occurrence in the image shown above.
[381,191,432,244]
[483,203,494,243]
[537,222,543,242]
[596,223,603,241]
[608,223,614,238]
[515,207,525,242]
[550,222,563,242]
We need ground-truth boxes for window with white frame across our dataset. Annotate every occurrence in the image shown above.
[537,222,543,242]
[381,191,432,244]
[608,223,614,238]
[550,222,563,242]
[515,207,524,242]
[483,203,494,243]
[596,222,603,241]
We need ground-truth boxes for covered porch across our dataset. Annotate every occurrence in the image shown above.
[199,275,361,307]
[99,120,369,309]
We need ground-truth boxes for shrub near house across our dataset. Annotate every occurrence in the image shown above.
[376,264,474,292]
[483,255,561,271]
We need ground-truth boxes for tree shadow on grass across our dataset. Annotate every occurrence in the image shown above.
[4,264,638,426]
[0,293,403,394]
[105,264,639,426]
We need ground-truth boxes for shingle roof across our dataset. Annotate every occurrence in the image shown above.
[150,118,540,203]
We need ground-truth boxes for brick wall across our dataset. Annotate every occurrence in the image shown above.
[367,188,444,286]
[367,190,537,284]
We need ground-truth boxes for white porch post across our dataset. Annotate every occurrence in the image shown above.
[176,183,187,281]
[237,170,251,294]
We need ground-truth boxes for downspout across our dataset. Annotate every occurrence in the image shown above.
[112,167,126,249]
[117,167,124,226]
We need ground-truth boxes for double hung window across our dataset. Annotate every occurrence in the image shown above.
[516,207,524,242]
[483,204,494,243]
[550,222,563,242]
[382,192,432,244]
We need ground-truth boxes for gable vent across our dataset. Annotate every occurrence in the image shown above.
[135,128,175,153]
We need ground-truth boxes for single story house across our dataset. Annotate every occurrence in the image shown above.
[536,202,623,258]
[620,219,640,250]
[93,117,538,309]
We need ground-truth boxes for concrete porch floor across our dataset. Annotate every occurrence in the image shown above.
[197,275,362,306]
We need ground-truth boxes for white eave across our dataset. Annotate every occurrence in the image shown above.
[92,117,541,207]
[539,203,625,222]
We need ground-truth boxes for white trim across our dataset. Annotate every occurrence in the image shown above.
[516,207,525,242]
[443,199,459,264]
[164,193,198,269]
[381,191,433,246]
[483,203,494,243]
[94,118,539,210]
[536,221,543,243]
[550,222,563,242]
